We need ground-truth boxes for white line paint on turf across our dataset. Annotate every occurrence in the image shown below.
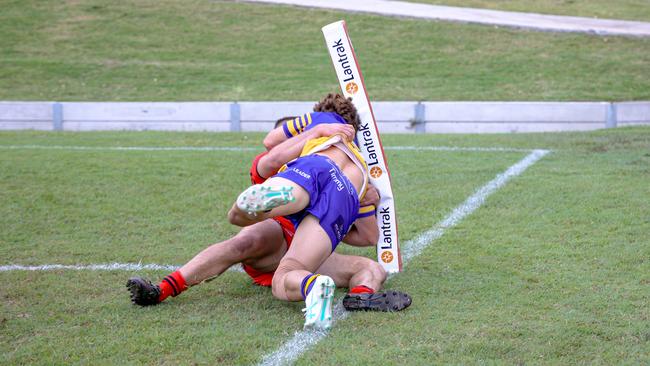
[0,145,259,152]
[257,149,550,366]
[0,263,245,273]
[0,145,540,153]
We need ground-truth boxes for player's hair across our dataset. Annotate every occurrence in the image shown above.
[275,116,297,128]
[313,93,360,131]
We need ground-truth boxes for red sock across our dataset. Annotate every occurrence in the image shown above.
[158,271,187,302]
[349,285,375,294]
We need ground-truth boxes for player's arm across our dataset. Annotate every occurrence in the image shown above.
[263,115,307,150]
[263,125,290,151]
[343,184,380,247]
[257,123,355,179]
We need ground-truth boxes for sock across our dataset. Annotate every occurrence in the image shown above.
[300,273,320,300]
[158,271,187,302]
[349,285,375,294]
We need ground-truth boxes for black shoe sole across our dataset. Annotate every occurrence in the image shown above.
[126,277,161,306]
[343,290,412,312]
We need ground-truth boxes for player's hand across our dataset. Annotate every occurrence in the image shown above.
[313,123,355,142]
[360,183,380,206]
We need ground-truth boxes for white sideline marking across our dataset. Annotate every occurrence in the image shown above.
[0,144,537,153]
[0,145,258,152]
[257,149,550,366]
[0,263,245,273]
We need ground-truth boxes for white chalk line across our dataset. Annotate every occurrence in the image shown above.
[257,149,550,366]
[0,144,550,365]
[0,263,245,273]
[0,144,538,153]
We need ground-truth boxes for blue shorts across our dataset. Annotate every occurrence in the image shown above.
[275,154,359,250]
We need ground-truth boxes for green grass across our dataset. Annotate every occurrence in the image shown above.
[409,0,650,22]
[1,0,649,102]
[1,127,649,365]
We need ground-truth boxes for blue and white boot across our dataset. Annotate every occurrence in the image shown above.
[303,275,335,331]
[236,184,294,214]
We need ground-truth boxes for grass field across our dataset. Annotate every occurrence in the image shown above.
[411,0,650,22]
[1,127,649,365]
[1,0,649,102]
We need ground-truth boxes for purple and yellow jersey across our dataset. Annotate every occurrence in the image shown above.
[282,112,347,138]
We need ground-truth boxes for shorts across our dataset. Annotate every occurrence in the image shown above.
[275,154,360,250]
[241,216,295,287]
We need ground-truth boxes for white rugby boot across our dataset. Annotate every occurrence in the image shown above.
[302,275,335,331]
[236,184,294,214]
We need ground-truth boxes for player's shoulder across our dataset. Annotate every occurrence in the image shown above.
[309,112,346,125]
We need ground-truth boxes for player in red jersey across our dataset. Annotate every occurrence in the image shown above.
[127,94,411,314]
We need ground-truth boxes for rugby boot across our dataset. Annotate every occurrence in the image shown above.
[126,277,161,306]
[236,184,294,214]
[342,290,412,312]
[302,275,335,330]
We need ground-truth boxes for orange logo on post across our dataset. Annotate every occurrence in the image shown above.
[345,82,358,95]
[381,251,393,263]
[370,166,383,178]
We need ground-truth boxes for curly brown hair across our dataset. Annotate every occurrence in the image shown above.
[313,93,360,131]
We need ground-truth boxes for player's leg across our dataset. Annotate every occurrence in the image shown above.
[271,215,332,301]
[179,219,286,284]
[316,252,386,291]
[127,219,286,306]
[317,253,412,312]
[271,215,341,330]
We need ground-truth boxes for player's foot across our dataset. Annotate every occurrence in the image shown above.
[342,290,412,312]
[126,277,161,306]
[236,184,294,214]
[302,275,335,331]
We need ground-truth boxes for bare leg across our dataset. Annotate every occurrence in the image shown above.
[316,252,387,291]
[271,215,333,301]
[179,219,286,286]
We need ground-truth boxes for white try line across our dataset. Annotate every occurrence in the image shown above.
[0,144,538,153]
[0,263,245,273]
[257,149,550,366]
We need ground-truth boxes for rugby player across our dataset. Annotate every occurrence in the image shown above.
[127,94,411,316]
[228,94,410,330]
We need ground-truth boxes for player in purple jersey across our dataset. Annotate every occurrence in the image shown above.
[228,94,411,330]
[127,94,411,319]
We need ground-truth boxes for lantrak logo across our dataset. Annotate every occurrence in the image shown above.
[379,206,393,250]
[380,250,393,263]
[357,122,380,167]
[332,39,355,83]
[370,166,382,178]
[345,81,358,95]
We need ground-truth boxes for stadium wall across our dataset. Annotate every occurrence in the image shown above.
[1,101,648,133]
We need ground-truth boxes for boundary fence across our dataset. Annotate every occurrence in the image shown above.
[1,101,648,133]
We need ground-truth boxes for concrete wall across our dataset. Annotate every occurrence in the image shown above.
[1,101,648,133]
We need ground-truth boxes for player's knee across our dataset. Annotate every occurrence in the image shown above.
[356,257,387,283]
[371,261,388,283]
[271,268,291,300]
[230,229,266,257]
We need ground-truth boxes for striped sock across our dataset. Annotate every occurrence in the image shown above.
[158,271,187,302]
[300,274,320,299]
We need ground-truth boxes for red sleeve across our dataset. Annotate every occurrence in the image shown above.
[250,151,269,184]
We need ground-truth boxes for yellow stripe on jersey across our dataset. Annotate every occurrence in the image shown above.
[305,113,313,129]
[285,117,299,136]
[298,115,306,132]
